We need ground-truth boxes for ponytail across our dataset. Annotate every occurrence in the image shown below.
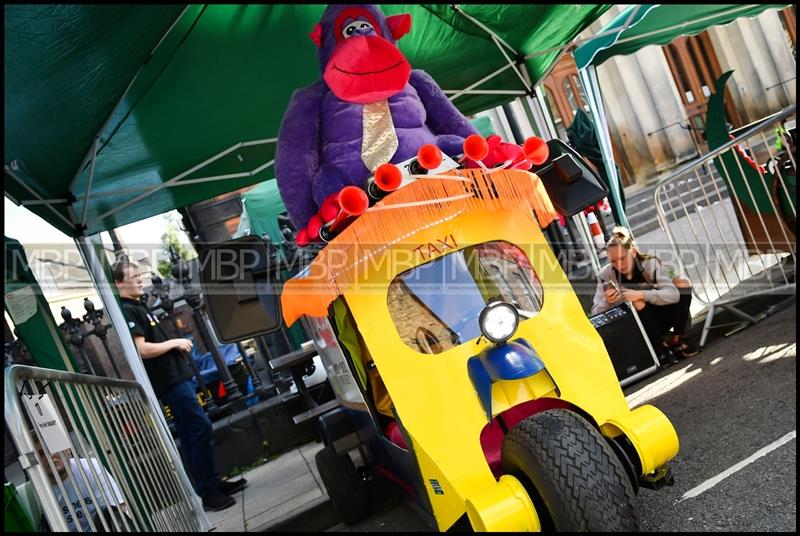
[605,226,660,264]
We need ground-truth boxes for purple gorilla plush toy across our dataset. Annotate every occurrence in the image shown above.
[275,4,477,231]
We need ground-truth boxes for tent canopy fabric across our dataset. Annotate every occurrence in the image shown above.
[5,4,610,237]
[573,4,789,70]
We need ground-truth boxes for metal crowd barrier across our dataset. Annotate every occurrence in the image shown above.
[5,365,209,532]
[654,105,796,347]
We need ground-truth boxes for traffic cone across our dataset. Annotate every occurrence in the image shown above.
[586,210,605,250]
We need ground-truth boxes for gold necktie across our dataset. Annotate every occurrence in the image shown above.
[361,100,399,173]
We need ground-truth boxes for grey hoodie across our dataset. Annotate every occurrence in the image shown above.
[591,257,680,315]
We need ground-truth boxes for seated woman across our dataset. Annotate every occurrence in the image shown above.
[591,227,700,363]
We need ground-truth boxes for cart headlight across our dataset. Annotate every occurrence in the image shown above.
[479,302,519,343]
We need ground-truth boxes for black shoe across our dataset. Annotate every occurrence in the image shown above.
[657,348,679,368]
[672,338,700,359]
[218,478,248,495]
[202,490,235,512]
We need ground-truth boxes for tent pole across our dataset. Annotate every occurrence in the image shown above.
[500,103,525,145]
[491,35,530,92]
[525,94,557,140]
[76,147,277,202]
[19,198,69,206]
[532,6,642,92]
[579,66,629,229]
[74,234,210,530]
[80,136,100,228]
[526,91,600,277]
[67,6,192,193]
[450,5,519,56]
[448,63,515,102]
[448,6,533,97]
[5,167,76,230]
[91,138,277,226]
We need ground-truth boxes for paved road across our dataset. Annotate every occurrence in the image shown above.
[329,304,796,532]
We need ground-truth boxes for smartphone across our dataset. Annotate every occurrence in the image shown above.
[602,280,618,292]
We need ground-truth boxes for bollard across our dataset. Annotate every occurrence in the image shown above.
[236,341,269,403]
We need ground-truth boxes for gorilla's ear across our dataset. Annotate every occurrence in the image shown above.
[309,23,322,48]
[386,14,411,41]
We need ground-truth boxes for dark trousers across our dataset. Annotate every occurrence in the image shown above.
[637,290,693,349]
[160,380,219,497]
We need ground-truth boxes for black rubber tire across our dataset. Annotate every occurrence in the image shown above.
[315,445,370,525]
[501,409,640,531]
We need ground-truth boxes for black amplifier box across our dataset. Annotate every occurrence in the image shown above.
[589,301,660,386]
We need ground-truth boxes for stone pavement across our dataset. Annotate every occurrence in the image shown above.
[205,440,328,532]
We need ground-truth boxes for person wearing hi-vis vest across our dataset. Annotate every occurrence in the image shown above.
[112,260,247,512]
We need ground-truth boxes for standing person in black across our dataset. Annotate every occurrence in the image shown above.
[112,260,246,512]
[591,227,700,363]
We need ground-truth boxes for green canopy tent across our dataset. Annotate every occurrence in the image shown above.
[572,4,790,230]
[5,4,611,238]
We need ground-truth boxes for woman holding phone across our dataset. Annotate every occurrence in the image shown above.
[591,227,699,362]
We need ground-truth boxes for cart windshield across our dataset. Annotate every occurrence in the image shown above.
[387,241,543,355]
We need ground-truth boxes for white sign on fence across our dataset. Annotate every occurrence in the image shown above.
[22,393,71,453]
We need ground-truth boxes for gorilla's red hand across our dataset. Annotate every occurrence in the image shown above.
[295,188,369,245]
[464,135,547,171]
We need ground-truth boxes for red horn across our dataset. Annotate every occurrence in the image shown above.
[464,134,489,162]
[523,136,549,165]
[374,163,403,192]
[338,186,369,216]
[326,186,369,234]
[416,144,442,171]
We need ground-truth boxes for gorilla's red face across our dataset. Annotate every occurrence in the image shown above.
[320,7,411,104]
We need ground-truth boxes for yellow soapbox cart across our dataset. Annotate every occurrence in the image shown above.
[199,139,679,532]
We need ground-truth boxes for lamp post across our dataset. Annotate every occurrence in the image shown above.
[168,246,244,406]
[184,290,244,405]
